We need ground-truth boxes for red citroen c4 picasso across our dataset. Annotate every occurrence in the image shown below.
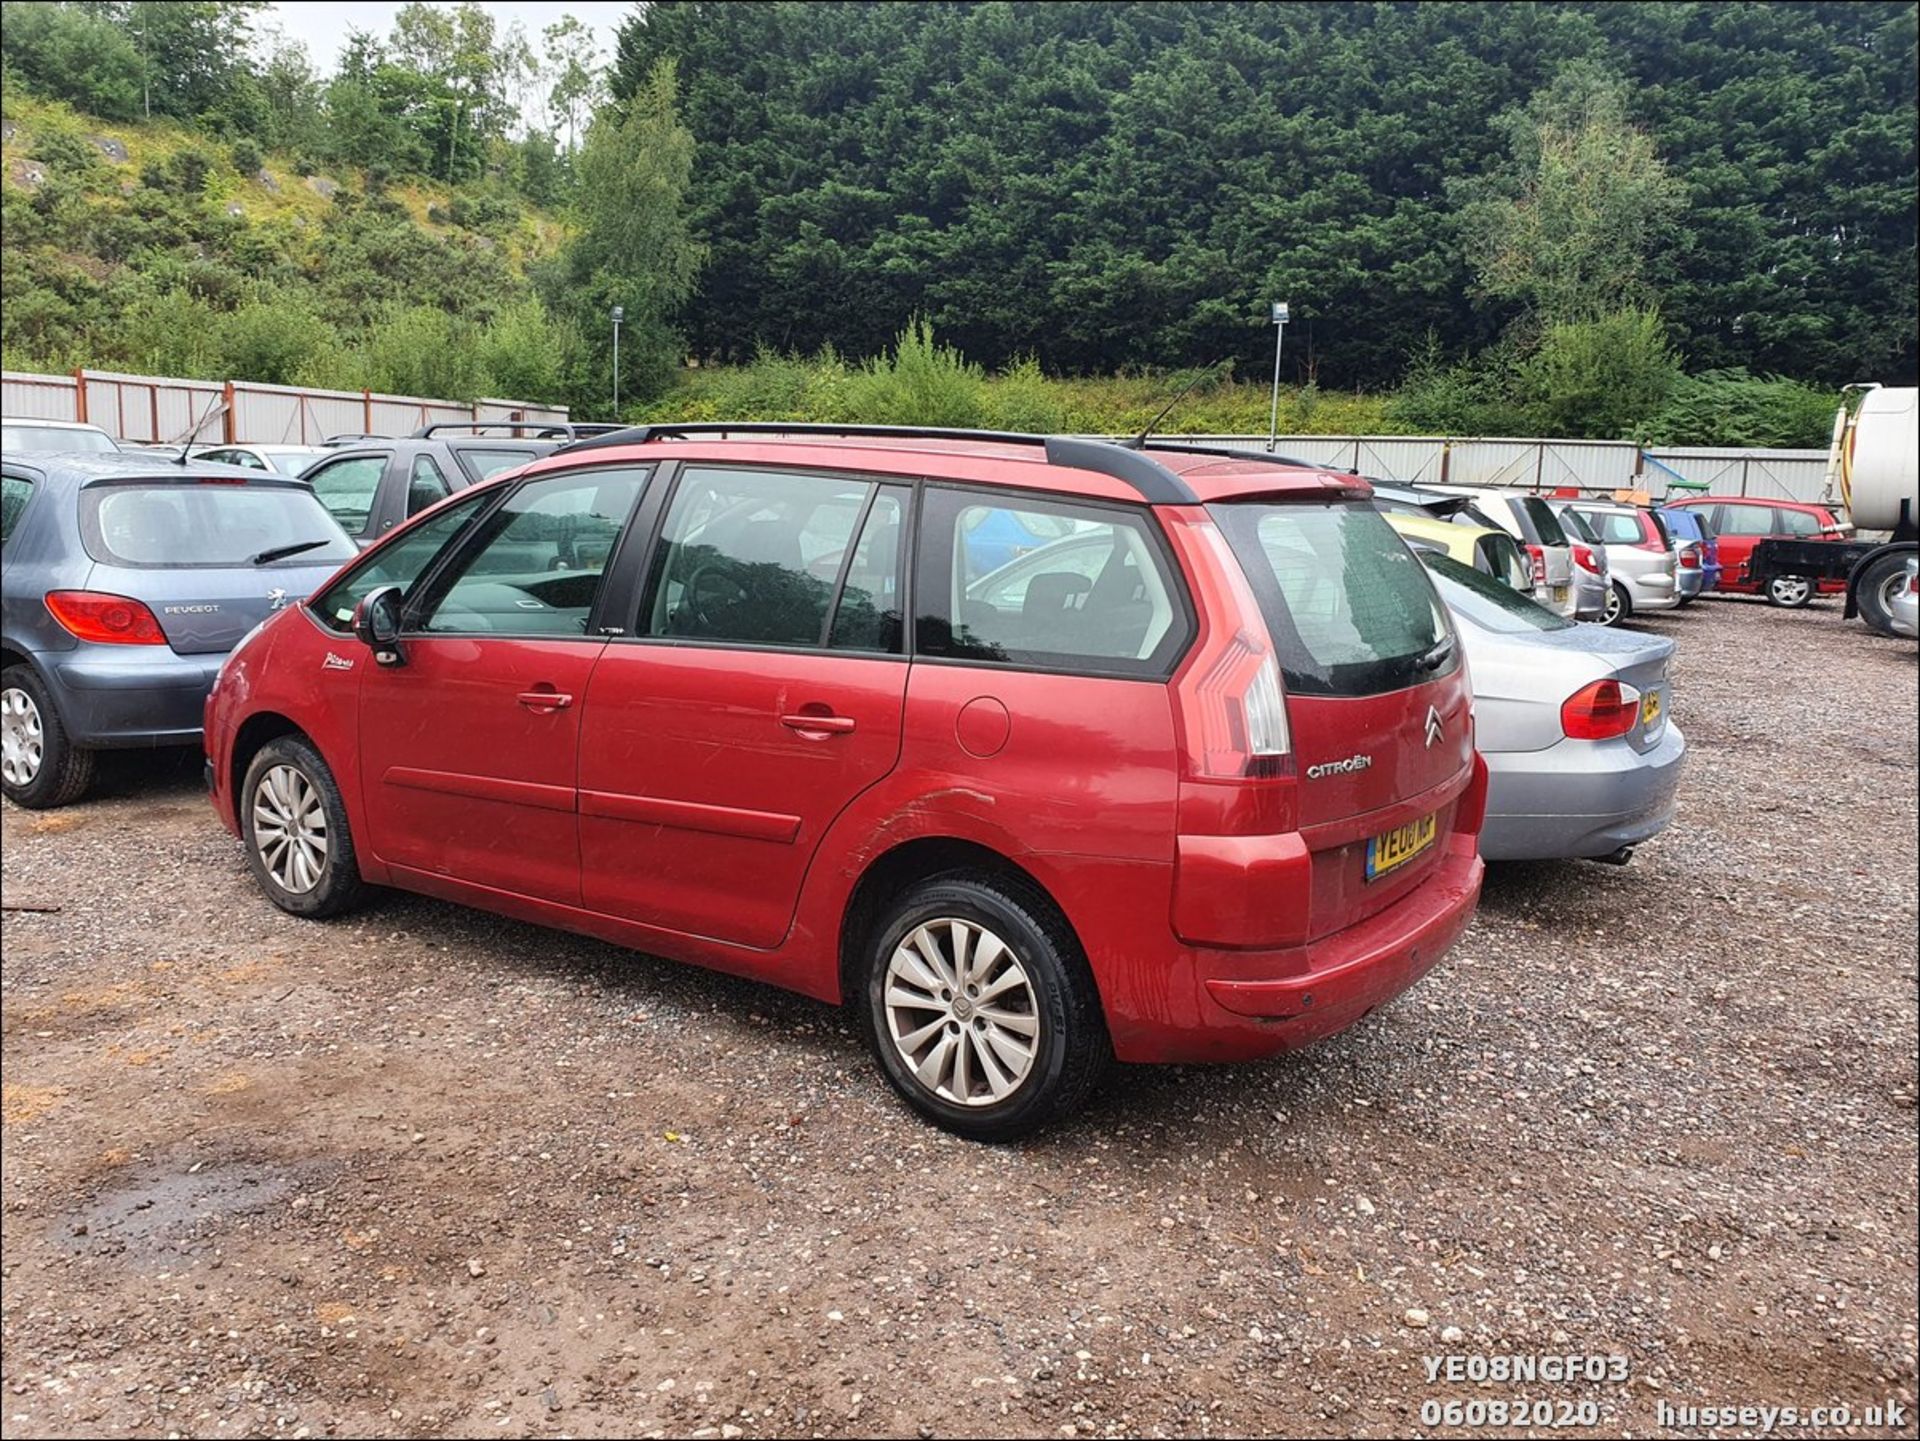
[205,426,1486,1139]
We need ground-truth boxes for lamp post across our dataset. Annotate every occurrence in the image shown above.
[610,304,625,419]
[1266,300,1290,453]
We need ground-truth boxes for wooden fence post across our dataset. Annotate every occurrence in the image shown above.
[222,380,236,443]
[72,368,88,424]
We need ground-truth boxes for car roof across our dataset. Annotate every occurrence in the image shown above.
[1384,511,1496,547]
[1679,494,1829,509]
[8,452,302,486]
[514,431,1367,506]
[1,416,109,430]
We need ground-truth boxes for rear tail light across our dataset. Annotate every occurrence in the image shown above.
[45,590,168,645]
[1679,544,1701,569]
[1525,543,1547,585]
[1163,515,1291,780]
[1561,679,1641,740]
[1571,543,1603,575]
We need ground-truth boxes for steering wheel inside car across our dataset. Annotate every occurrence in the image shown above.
[681,564,749,633]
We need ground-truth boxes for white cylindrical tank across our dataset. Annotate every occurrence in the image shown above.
[1838,385,1919,531]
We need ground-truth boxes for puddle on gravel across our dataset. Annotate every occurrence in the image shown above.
[62,1160,297,1266]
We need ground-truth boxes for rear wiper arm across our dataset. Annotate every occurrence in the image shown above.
[1414,634,1455,671]
[251,539,332,565]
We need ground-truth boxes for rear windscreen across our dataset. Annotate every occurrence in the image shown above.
[1212,500,1452,697]
[80,484,358,568]
[1424,552,1575,634]
[1515,496,1569,547]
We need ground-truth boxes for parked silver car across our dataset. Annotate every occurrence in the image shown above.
[1421,553,1686,862]
[1549,503,1613,622]
[1554,500,1680,625]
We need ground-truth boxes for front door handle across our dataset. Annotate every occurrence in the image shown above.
[517,689,574,713]
[779,712,856,736]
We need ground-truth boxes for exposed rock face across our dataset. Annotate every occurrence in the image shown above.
[256,168,280,193]
[305,175,338,199]
[87,135,129,163]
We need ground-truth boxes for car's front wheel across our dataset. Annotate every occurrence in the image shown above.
[861,875,1108,1142]
[1853,552,1912,636]
[241,735,367,918]
[0,664,95,809]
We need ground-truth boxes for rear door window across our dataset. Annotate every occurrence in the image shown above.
[1774,507,1819,537]
[79,484,357,569]
[916,489,1186,675]
[1713,503,1777,536]
[1212,500,1450,697]
[451,446,544,483]
[407,455,451,515]
[305,454,389,534]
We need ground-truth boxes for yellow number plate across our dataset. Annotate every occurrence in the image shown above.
[1365,812,1438,882]
[1641,690,1662,726]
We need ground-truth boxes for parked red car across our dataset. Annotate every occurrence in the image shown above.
[204,427,1486,1139]
[1665,496,1853,604]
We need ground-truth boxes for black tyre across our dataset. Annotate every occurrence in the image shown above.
[240,734,367,918]
[1764,574,1814,608]
[1853,551,1912,637]
[1601,582,1632,627]
[0,664,95,809]
[860,875,1108,1142]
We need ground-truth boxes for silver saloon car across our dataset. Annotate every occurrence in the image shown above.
[1422,553,1687,863]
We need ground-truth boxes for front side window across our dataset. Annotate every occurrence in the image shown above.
[79,483,357,569]
[314,488,492,631]
[1213,500,1451,697]
[917,489,1185,674]
[306,454,388,534]
[413,468,647,636]
[641,467,900,649]
[1,474,35,543]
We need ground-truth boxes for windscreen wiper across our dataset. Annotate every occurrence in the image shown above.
[251,539,332,565]
[1414,634,1456,672]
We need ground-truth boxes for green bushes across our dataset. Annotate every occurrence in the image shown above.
[1636,370,1838,449]
[842,319,988,428]
[1518,310,1682,439]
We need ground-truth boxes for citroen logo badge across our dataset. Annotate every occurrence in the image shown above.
[1424,705,1445,748]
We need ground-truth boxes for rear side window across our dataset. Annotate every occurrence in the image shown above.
[1775,507,1819,537]
[916,488,1186,675]
[452,447,542,483]
[1,474,33,543]
[1582,509,1646,545]
[1212,500,1450,697]
[79,484,357,569]
[306,454,388,533]
[641,467,905,651]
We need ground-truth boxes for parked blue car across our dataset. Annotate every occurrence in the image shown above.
[1,452,357,807]
[1657,504,1722,601]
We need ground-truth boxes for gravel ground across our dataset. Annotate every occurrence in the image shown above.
[3,595,1916,1440]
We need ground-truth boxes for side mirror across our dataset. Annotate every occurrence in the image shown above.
[352,584,406,667]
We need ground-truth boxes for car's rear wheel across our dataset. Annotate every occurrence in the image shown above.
[1601,582,1631,627]
[241,735,366,918]
[1853,552,1911,636]
[1765,575,1814,608]
[0,665,95,809]
[861,875,1107,1141]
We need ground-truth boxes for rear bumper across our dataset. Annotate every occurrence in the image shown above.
[1571,572,1609,621]
[1623,571,1680,611]
[37,647,221,748]
[1122,836,1482,1063]
[1480,721,1686,860]
[1676,568,1706,601]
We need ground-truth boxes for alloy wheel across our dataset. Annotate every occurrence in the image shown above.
[1769,576,1813,606]
[252,763,328,894]
[1602,587,1624,626]
[884,917,1040,1106]
[0,687,44,786]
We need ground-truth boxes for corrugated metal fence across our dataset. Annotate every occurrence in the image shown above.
[1146,435,1832,504]
[2,369,569,445]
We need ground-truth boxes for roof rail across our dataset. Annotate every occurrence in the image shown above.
[551,422,1203,504]
[321,432,390,446]
[412,420,594,440]
[1135,439,1361,476]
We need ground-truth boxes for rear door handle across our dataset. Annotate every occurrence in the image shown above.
[779,712,856,735]
[517,689,573,712]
